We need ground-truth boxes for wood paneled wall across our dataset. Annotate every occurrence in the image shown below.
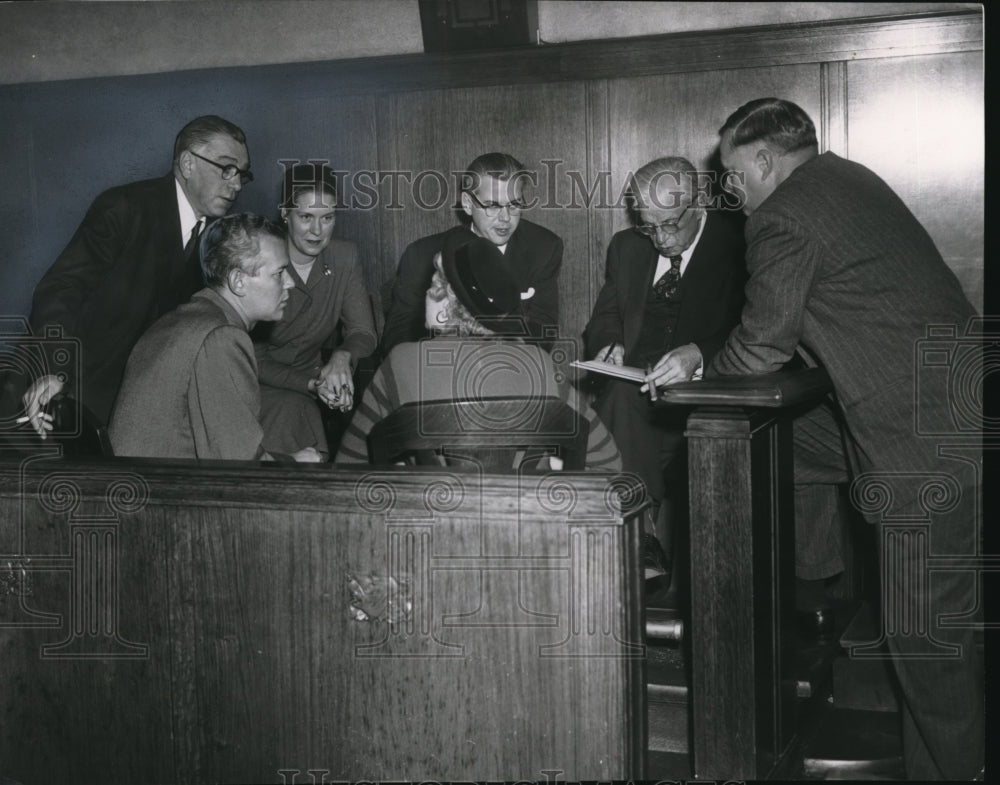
[0,458,645,782]
[0,10,983,359]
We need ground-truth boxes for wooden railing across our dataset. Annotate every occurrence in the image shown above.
[0,458,646,783]
[0,366,850,781]
[658,367,834,779]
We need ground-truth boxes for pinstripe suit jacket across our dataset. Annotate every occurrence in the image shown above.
[710,152,977,474]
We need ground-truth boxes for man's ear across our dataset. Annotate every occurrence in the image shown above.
[177,149,195,179]
[459,191,474,217]
[226,267,245,297]
[755,147,775,182]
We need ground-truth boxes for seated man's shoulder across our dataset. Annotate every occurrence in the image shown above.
[402,226,461,259]
[516,218,562,248]
[166,296,246,345]
[197,323,255,367]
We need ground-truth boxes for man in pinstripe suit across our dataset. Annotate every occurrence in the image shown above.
[712,98,982,780]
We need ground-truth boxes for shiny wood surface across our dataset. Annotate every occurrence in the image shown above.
[680,371,828,778]
[658,368,833,408]
[178,11,983,97]
[0,459,645,782]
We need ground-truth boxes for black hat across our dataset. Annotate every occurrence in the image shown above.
[441,236,531,335]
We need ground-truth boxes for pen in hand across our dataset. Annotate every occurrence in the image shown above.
[602,343,617,363]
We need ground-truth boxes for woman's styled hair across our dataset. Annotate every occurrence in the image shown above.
[279,162,339,211]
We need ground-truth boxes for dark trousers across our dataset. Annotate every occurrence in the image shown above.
[792,399,983,779]
[592,378,688,541]
[791,401,850,578]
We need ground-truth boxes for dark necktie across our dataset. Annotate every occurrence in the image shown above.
[652,255,683,299]
[184,218,205,259]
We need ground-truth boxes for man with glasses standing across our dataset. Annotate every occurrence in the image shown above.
[21,115,252,436]
[583,156,746,580]
[381,151,562,353]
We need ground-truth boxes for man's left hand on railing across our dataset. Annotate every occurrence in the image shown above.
[640,343,703,394]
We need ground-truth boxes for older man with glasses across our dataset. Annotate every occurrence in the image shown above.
[20,115,251,436]
[381,151,563,354]
[583,155,747,582]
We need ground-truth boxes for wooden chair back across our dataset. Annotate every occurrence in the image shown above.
[368,396,588,471]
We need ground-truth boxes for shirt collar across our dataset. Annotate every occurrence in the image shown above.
[175,177,202,247]
[470,223,508,254]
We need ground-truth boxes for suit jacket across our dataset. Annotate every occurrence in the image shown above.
[706,153,984,784]
[380,220,563,353]
[583,211,746,365]
[109,288,263,460]
[709,152,977,474]
[255,239,377,393]
[253,238,377,455]
[29,174,201,424]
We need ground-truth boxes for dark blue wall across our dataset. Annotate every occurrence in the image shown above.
[0,61,384,326]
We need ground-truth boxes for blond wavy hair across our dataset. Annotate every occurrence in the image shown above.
[427,268,492,336]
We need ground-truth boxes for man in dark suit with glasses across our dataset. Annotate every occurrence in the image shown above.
[21,115,252,437]
[381,151,563,353]
[583,155,746,580]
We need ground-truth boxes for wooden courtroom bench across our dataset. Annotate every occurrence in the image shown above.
[0,456,646,783]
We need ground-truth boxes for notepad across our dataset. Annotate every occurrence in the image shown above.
[571,359,648,383]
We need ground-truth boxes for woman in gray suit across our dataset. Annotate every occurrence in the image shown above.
[254,163,377,459]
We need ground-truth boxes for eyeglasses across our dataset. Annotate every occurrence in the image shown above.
[465,191,526,218]
[189,150,254,184]
[634,204,692,237]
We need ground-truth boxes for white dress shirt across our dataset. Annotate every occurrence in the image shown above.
[651,209,707,282]
[174,178,204,247]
